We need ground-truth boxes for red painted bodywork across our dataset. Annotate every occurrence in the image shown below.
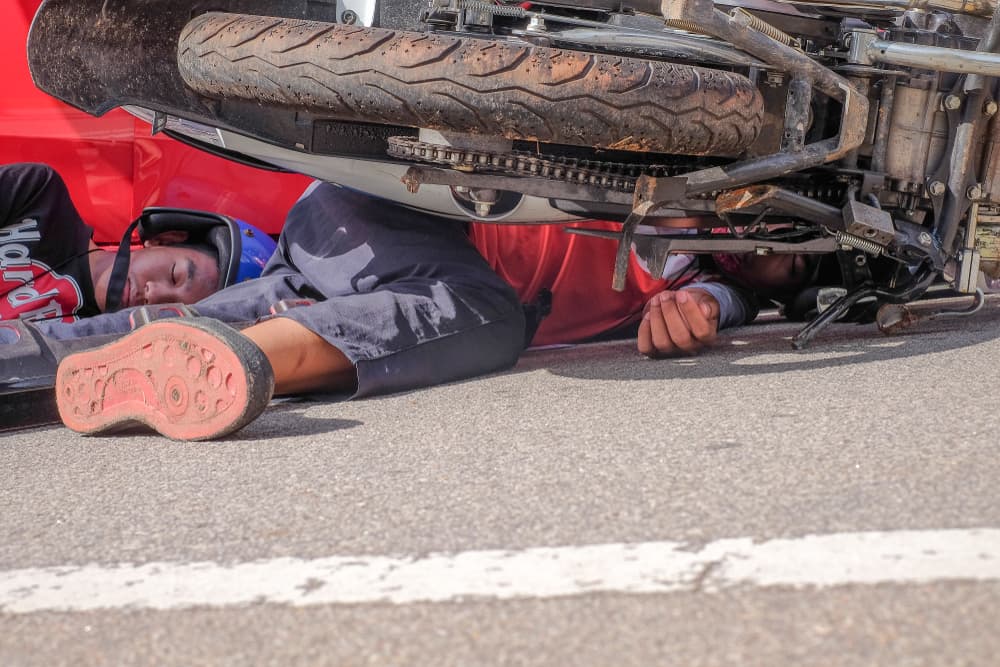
[1,0,311,243]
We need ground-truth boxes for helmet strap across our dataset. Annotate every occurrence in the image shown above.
[104,219,140,312]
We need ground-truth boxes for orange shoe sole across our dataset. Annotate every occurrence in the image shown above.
[55,319,274,441]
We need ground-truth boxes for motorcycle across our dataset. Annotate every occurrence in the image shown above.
[25,0,1000,346]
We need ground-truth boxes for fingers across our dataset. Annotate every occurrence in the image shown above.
[636,290,720,358]
[664,292,701,354]
[637,312,655,357]
[676,290,718,344]
[647,293,677,355]
[638,292,684,357]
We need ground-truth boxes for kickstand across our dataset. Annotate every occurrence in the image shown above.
[612,202,656,292]
[791,266,937,350]
[791,283,876,350]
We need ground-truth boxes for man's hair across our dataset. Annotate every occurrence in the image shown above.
[170,241,219,264]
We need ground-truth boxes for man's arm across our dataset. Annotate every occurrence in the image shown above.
[0,163,67,226]
[636,281,757,357]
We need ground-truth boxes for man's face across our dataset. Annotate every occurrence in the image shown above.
[93,245,220,311]
[720,252,816,295]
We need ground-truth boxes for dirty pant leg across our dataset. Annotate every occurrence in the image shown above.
[275,280,526,398]
[33,273,302,342]
[9,275,301,387]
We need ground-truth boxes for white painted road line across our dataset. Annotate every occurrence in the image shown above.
[2,529,999,614]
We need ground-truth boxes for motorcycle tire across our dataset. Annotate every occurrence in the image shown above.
[178,12,764,157]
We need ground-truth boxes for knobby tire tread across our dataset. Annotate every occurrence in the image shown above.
[178,12,765,156]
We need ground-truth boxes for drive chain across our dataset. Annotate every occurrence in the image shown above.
[386,136,847,203]
[387,136,684,194]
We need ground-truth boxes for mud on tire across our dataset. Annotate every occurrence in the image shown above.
[178,12,765,157]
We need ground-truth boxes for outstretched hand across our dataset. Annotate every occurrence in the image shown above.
[637,288,720,358]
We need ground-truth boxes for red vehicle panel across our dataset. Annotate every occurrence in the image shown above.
[1,0,311,243]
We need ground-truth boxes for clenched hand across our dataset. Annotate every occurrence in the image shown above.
[637,288,720,357]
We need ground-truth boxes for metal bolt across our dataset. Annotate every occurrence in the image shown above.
[475,202,493,218]
[918,231,934,247]
[526,15,547,32]
[928,180,945,196]
[968,184,983,200]
[944,94,963,110]
[986,100,999,116]
[341,9,358,24]
[855,254,868,267]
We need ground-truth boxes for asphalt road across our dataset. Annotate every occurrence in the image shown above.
[2,299,1000,666]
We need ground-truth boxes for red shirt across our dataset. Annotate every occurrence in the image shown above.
[469,221,672,347]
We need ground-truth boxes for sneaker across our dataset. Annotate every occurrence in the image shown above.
[55,318,274,441]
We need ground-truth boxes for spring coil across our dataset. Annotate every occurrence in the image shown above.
[836,231,884,256]
[665,19,712,36]
[457,0,528,18]
[730,8,799,48]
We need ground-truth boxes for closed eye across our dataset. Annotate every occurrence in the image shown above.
[171,262,178,286]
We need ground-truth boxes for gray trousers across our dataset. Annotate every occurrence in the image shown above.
[29,183,526,398]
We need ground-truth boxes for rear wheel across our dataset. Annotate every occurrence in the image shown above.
[179,12,765,157]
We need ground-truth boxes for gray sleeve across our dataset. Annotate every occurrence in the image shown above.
[680,281,755,331]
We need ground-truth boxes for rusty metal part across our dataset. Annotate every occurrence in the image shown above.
[395,141,847,232]
[730,8,800,49]
[871,76,897,175]
[791,266,936,349]
[843,199,896,246]
[716,185,843,228]
[401,166,636,206]
[876,289,985,333]
[568,226,838,288]
[389,137,686,193]
[664,19,712,34]
[875,303,922,333]
[782,77,812,153]
[547,26,768,69]
[641,5,869,201]
[938,4,1000,254]
[778,0,997,18]
[567,225,840,252]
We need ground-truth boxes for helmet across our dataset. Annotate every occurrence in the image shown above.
[104,207,277,311]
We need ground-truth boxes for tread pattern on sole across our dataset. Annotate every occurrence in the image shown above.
[55,319,274,441]
[178,12,765,157]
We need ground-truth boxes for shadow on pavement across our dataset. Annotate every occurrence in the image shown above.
[224,397,362,441]
[513,300,1000,383]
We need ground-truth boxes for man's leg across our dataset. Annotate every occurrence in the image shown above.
[55,318,275,441]
[242,317,355,395]
[53,281,524,440]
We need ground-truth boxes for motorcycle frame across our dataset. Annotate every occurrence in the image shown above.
[25,0,1000,326]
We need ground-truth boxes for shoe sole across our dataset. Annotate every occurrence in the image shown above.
[55,319,274,441]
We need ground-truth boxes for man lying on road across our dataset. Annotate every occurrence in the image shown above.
[0,162,274,322]
[2,169,816,440]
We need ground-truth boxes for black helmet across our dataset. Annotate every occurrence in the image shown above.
[104,207,276,312]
